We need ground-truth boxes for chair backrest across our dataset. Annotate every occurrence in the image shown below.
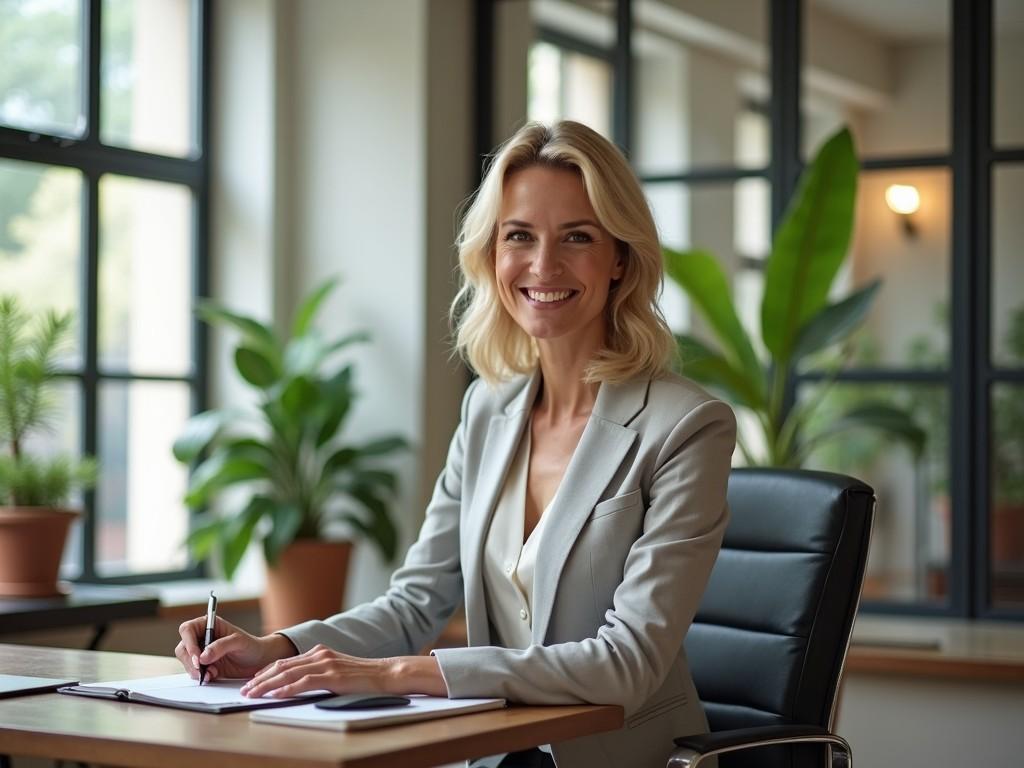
[684,468,874,768]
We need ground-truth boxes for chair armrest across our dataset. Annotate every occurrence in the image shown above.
[667,725,851,768]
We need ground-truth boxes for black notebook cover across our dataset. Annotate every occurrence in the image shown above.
[0,675,79,699]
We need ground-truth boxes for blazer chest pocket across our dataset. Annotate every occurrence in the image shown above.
[585,490,645,620]
[589,488,643,522]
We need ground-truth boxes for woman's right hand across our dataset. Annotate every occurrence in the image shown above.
[174,615,297,682]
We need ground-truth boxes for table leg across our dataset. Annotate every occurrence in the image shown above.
[1,752,10,768]
[87,624,109,651]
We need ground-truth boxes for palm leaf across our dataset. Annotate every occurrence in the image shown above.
[762,127,858,365]
[664,247,764,401]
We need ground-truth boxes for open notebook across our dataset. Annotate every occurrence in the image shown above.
[58,673,329,714]
[250,695,506,731]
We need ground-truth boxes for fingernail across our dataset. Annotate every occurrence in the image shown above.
[192,655,199,668]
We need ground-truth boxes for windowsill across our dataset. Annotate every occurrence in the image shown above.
[141,579,262,622]
[848,615,1024,683]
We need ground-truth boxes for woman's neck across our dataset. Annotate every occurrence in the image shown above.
[535,339,601,423]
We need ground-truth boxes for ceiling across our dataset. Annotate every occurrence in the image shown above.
[815,0,1024,42]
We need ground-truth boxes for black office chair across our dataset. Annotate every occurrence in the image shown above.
[670,468,875,768]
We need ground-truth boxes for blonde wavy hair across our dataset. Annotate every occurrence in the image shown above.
[451,120,675,386]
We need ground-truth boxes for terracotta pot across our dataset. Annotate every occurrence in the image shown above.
[0,507,78,597]
[993,503,1024,565]
[261,539,352,633]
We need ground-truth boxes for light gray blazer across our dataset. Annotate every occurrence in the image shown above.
[282,370,736,768]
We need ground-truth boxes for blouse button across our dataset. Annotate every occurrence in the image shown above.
[519,608,528,621]
[505,564,513,575]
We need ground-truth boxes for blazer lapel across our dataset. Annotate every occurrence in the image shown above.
[462,371,540,646]
[531,377,649,643]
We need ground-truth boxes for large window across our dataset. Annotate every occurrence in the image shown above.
[0,0,210,582]
[482,0,1024,620]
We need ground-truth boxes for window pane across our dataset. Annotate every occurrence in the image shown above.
[0,0,83,136]
[99,174,192,376]
[841,167,951,369]
[994,0,1024,148]
[646,178,770,337]
[0,159,82,367]
[992,165,1024,369]
[802,381,950,606]
[634,0,769,175]
[101,0,193,157]
[96,380,190,575]
[522,2,614,140]
[804,0,949,159]
[992,384,1024,610]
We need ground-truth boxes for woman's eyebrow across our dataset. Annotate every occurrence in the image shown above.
[499,218,600,229]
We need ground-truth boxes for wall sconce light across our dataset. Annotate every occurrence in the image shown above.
[885,184,920,238]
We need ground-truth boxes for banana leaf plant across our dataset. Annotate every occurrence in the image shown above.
[173,278,407,579]
[663,127,924,467]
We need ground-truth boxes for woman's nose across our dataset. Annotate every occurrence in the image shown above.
[530,241,563,279]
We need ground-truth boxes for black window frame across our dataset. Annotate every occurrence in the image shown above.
[0,0,211,585]
[477,0,1024,621]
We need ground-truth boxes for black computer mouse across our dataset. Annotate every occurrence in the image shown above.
[314,694,412,710]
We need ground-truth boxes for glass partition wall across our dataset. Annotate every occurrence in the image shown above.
[479,0,1024,620]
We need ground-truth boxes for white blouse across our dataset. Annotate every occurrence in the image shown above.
[482,428,557,650]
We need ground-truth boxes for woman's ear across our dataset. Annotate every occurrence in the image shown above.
[611,245,626,281]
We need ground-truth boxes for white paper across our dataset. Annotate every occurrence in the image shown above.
[250,694,506,730]
[79,673,325,708]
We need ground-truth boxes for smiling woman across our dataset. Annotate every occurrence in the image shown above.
[175,121,736,768]
[455,121,674,387]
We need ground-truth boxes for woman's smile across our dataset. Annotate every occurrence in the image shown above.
[519,287,579,308]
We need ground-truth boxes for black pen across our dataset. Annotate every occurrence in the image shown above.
[199,590,217,685]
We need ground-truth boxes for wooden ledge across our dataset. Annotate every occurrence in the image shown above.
[847,616,1024,684]
[147,580,262,622]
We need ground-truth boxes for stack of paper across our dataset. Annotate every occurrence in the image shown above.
[250,695,506,731]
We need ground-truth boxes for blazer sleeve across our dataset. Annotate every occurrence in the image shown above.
[432,398,735,717]
[278,380,478,658]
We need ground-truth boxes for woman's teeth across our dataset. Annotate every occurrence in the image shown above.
[526,289,572,302]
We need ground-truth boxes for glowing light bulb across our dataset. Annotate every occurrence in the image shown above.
[885,184,920,215]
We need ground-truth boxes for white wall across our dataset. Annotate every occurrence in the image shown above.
[210,0,473,606]
[838,673,1024,766]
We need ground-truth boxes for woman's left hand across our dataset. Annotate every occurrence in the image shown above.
[240,644,389,698]
[240,644,448,698]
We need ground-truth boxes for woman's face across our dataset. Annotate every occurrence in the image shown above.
[494,165,623,349]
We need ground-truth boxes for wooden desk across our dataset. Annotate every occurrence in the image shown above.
[0,586,160,649]
[0,645,623,768]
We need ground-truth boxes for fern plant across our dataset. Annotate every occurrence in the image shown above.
[0,296,97,507]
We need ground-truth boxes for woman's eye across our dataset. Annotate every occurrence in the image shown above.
[566,231,592,243]
[505,230,531,242]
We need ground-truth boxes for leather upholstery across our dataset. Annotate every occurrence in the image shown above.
[683,469,874,768]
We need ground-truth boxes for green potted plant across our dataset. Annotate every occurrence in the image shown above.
[0,296,97,596]
[992,305,1024,571]
[663,127,924,467]
[173,278,407,631]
